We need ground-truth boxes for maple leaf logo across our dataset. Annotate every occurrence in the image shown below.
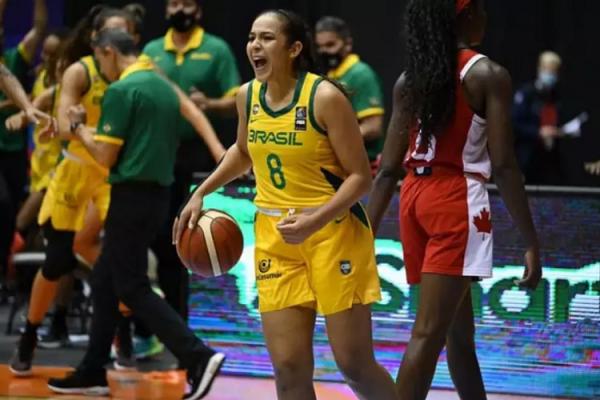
[473,208,492,234]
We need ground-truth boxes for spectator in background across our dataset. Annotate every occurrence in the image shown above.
[513,51,564,184]
[137,0,238,359]
[315,16,385,176]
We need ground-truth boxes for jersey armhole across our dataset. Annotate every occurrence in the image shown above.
[78,61,92,96]
[308,77,327,135]
[245,80,254,126]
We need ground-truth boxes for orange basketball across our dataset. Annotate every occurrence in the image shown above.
[176,209,243,277]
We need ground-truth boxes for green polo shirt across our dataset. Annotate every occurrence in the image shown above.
[142,26,240,140]
[94,59,181,186]
[0,44,32,152]
[329,54,385,161]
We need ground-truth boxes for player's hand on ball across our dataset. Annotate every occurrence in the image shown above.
[514,246,542,290]
[276,212,321,244]
[173,190,204,245]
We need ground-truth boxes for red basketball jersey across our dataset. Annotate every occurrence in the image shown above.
[404,49,491,180]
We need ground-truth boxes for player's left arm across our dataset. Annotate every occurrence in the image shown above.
[171,81,226,161]
[19,0,48,62]
[0,63,51,126]
[359,114,384,141]
[278,81,372,244]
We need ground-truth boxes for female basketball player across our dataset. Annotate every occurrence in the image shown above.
[175,9,397,400]
[9,6,140,375]
[367,0,542,399]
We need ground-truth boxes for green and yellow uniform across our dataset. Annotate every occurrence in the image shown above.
[94,58,181,185]
[29,70,62,192]
[328,54,384,161]
[246,72,381,315]
[38,56,111,230]
[0,44,31,152]
[142,26,240,141]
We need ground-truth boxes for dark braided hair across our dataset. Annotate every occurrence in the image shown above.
[404,0,458,138]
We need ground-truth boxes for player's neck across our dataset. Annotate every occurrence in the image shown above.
[265,71,297,106]
[117,55,139,77]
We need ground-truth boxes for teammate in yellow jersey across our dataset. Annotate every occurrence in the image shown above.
[9,6,141,376]
[175,9,397,400]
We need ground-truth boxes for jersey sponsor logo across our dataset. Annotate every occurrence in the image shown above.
[248,129,303,146]
[256,272,282,281]
[190,52,212,60]
[258,259,271,273]
[252,104,260,115]
[340,260,352,275]
[102,123,112,133]
[294,106,307,131]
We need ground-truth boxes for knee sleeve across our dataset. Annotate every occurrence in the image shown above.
[41,223,78,281]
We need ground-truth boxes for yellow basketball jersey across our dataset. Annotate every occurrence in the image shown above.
[31,68,48,99]
[66,56,109,171]
[247,72,345,208]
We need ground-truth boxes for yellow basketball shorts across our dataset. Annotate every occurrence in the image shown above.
[38,157,110,231]
[254,204,382,315]
[29,145,61,192]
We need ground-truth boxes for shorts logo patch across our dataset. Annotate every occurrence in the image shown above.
[258,259,272,273]
[295,106,307,131]
[473,208,492,235]
[102,123,112,133]
[340,260,352,275]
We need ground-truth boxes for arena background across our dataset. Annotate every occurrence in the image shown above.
[1,1,599,399]
[4,0,600,187]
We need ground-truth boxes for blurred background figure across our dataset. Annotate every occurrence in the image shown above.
[513,51,564,184]
[315,16,385,176]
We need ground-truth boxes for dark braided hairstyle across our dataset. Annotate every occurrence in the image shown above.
[404,0,459,138]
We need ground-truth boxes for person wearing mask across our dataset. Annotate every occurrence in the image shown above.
[139,0,241,357]
[513,51,564,184]
[47,29,225,400]
[315,16,385,176]
[0,0,48,301]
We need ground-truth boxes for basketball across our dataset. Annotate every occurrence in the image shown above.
[176,209,244,278]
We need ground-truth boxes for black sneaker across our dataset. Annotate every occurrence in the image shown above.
[47,368,109,396]
[9,331,37,376]
[38,326,70,349]
[184,352,226,400]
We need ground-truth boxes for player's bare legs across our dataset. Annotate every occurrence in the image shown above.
[446,290,487,399]
[326,303,398,400]
[261,306,317,400]
[396,274,473,400]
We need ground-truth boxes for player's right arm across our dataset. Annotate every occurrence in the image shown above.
[173,82,253,244]
[5,85,55,131]
[56,62,88,140]
[367,74,410,233]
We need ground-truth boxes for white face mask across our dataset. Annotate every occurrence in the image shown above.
[538,71,558,88]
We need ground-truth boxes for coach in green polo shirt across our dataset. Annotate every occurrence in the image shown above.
[142,0,240,122]
[139,0,240,325]
[315,16,385,173]
[50,29,224,399]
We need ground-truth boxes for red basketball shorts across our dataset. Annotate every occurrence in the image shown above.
[400,170,493,284]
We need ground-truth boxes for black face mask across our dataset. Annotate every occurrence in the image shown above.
[167,10,196,33]
[319,51,344,71]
